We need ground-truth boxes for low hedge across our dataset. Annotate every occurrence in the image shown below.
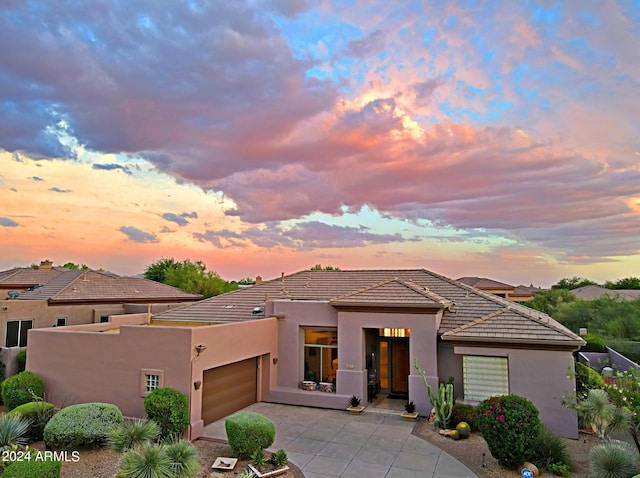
[2,459,61,478]
[7,400,55,441]
[1,371,44,411]
[44,403,123,449]
[225,411,275,456]
[16,350,27,373]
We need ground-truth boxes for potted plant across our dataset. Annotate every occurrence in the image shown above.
[248,449,290,477]
[401,400,419,421]
[347,395,365,414]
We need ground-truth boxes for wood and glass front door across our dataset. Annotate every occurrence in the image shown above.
[390,339,409,394]
[378,328,410,397]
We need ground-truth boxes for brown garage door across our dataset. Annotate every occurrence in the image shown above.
[201,357,258,425]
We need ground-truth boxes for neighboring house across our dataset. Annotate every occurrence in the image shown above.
[0,260,202,349]
[27,269,584,440]
[570,285,640,301]
[456,276,540,302]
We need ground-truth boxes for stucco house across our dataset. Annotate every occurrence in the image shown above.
[27,268,584,440]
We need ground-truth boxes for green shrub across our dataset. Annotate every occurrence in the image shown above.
[225,412,276,456]
[16,350,26,373]
[44,402,123,449]
[582,334,608,353]
[589,440,639,478]
[1,371,44,411]
[575,362,606,397]
[6,400,55,442]
[0,414,30,449]
[108,419,161,452]
[547,463,571,477]
[530,426,573,471]
[2,458,61,478]
[476,394,542,469]
[144,388,190,440]
[451,403,478,430]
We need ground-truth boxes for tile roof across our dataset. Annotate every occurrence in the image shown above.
[571,285,640,301]
[153,269,583,347]
[330,278,452,307]
[456,276,514,290]
[0,267,71,288]
[14,270,201,302]
[441,307,580,344]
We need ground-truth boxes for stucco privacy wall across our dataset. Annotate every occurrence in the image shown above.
[454,345,578,439]
[188,318,278,439]
[27,316,192,419]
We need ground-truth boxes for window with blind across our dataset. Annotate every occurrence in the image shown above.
[463,355,509,401]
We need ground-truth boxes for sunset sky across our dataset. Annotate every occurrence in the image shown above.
[1,1,639,287]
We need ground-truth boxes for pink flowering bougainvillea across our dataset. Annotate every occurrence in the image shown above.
[476,394,542,469]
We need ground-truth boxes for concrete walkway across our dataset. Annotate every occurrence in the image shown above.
[203,402,478,478]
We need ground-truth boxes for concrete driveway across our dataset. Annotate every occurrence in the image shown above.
[203,402,478,478]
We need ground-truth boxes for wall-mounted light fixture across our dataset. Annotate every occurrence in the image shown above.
[272,358,278,365]
[195,344,207,356]
[193,380,202,390]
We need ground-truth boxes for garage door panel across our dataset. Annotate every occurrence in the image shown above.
[201,357,257,425]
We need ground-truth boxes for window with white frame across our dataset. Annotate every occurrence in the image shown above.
[303,329,338,386]
[145,374,160,393]
[140,369,163,396]
[6,320,33,347]
[463,355,509,401]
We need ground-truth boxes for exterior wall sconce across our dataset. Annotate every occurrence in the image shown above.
[272,358,278,364]
[195,344,207,356]
[194,380,202,390]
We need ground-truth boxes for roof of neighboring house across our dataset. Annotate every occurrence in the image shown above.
[0,267,73,288]
[570,285,640,301]
[3,268,201,303]
[154,269,583,347]
[456,276,514,290]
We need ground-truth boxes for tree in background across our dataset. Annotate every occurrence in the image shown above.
[61,262,90,270]
[604,277,640,290]
[144,258,237,299]
[551,277,599,290]
[524,288,577,317]
[310,264,341,271]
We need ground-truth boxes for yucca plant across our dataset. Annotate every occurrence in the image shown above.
[164,439,200,478]
[578,389,618,439]
[117,441,173,478]
[589,440,640,478]
[0,414,31,450]
[108,419,161,452]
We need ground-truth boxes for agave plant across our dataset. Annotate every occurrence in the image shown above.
[0,414,30,450]
[108,419,161,452]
